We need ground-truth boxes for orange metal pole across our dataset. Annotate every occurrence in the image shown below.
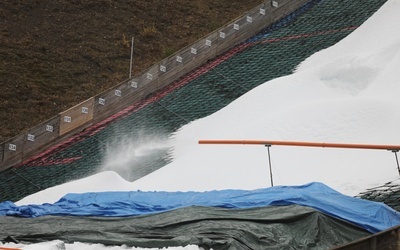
[198,140,400,151]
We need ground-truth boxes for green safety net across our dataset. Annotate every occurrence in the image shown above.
[0,0,388,203]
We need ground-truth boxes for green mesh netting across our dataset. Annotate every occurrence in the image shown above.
[0,0,387,203]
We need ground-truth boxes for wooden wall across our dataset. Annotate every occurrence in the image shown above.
[332,225,400,250]
[0,0,309,171]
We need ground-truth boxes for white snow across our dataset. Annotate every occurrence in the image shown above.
[116,0,400,196]
[7,0,400,249]
[1,241,202,250]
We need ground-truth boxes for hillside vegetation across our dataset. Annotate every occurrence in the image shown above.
[0,0,262,142]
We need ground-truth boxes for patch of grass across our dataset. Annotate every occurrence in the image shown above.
[140,23,159,39]
[121,33,131,48]
[163,46,177,58]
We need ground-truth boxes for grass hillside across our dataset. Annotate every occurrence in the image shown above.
[0,0,262,142]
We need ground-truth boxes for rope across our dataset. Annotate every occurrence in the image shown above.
[156,101,190,123]
[11,168,41,190]
[211,68,250,92]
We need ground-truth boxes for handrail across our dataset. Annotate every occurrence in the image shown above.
[199,139,400,182]
[198,140,400,151]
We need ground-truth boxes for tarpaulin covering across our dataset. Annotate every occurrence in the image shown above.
[1,182,399,233]
[0,205,370,250]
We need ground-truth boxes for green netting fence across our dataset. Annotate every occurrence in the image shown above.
[0,0,387,203]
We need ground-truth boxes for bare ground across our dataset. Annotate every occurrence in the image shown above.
[0,0,262,142]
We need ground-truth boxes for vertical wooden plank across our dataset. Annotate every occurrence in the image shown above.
[93,67,160,123]
[332,225,400,250]
[270,0,308,23]
[0,143,4,163]
[23,115,60,159]
[59,98,94,136]
[2,134,25,167]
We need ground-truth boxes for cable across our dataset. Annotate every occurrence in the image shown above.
[11,168,41,190]
[156,101,190,123]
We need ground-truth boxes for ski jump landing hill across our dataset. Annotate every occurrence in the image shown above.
[0,0,391,205]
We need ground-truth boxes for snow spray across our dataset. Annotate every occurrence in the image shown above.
[100,130,172,181]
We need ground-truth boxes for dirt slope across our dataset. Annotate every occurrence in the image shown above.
[0,0,261,142]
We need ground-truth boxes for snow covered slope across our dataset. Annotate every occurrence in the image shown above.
[17,0,400,205]
[128,0,400,195]
[6,0,400,249]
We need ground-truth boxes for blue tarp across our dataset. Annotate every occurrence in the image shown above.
[1,182,399,233]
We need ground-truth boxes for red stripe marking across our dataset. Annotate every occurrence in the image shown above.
[18,43,252,167]
[19,26,358,167]
[263,26,357,43]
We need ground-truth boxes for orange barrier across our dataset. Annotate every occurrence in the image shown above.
[199,139,400,181]
[198,140,400,151]
[0,247,22,250]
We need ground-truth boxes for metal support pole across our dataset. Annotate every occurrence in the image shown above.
[199,140,400,180]
[265,144,274,187]
[129,37,135,78]
[391,150,400,175]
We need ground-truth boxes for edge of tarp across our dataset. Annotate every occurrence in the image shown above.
[1,182,399,233]
[0,205,371,249]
